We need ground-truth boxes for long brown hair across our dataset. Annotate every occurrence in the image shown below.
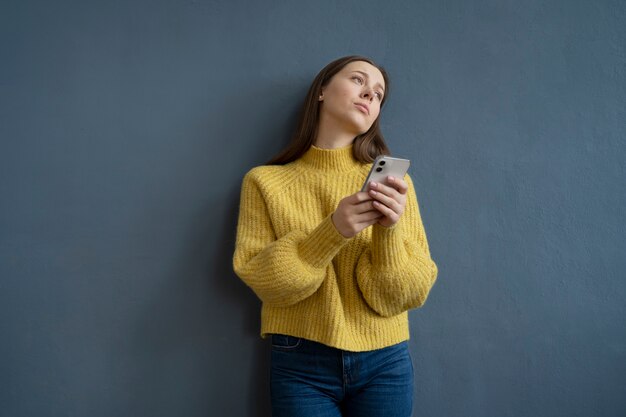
[267,55,391,165]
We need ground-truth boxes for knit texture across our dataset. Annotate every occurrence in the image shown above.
[233,144,438,352]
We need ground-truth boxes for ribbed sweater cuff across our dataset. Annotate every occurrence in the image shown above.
[298,215,350,268]
[371,223,409,269]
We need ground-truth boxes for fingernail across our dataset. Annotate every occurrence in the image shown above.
[370,182,377,188]
[389,176,395,181]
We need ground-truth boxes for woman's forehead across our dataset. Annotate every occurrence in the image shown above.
[341,61,385,88]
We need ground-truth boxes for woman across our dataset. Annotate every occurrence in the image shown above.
[233,55,438,417]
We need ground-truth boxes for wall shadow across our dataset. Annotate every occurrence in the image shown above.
[207,81,305,416]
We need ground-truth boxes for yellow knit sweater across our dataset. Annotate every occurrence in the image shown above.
[233,144,438,352]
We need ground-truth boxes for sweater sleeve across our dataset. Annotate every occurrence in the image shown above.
[233,170,350,307]
[356,174,438,317]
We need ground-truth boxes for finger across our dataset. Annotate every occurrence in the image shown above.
[368,188,401,213]
[346,191,374,205]
[387,176,408,194]
[356,213,384,229]
[372,200,400,223]
[369,181,400,200]
[357,218,383,230]
[355,210,383,223]
[352,199,378,214]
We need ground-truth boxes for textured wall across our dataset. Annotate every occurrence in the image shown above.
[1,0,625,416]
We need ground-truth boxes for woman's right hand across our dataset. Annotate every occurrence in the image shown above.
[331,192,382,238]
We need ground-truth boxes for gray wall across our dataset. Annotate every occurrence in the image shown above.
[1,0,625,416]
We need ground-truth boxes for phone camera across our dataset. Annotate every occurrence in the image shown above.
[379,160,386,166]
[375,167,383,172]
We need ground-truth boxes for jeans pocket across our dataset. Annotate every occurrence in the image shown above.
[271,334,302,350]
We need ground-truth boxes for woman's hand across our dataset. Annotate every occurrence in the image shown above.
[367,176,408,228]
[332,192,383,238]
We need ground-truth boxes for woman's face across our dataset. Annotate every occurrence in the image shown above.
[319,61,386,137]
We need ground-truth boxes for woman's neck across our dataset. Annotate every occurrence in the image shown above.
[313,121,357,149]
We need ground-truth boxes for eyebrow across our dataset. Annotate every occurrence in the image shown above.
[351,70,385,93]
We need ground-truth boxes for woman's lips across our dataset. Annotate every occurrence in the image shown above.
[354,103,370,115]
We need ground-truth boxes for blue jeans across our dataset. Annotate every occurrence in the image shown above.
[270,335,414,417]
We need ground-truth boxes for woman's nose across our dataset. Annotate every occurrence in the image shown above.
[361,89,374,101]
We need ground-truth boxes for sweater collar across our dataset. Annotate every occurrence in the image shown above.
[299,144,361,172]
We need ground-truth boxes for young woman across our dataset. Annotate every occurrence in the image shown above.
[233,55,438,417]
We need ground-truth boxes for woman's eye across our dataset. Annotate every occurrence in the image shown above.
[352,76,363,84]
[375,92,383,100]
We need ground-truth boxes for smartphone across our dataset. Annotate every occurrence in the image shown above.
[361,156,411,192]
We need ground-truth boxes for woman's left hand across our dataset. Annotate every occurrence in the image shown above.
[367,176,408,228]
